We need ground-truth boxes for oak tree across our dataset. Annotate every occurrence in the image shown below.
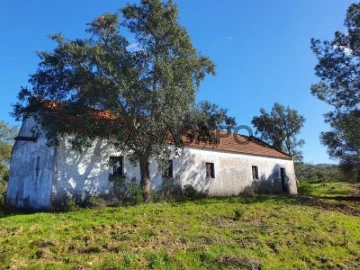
[251,103,305,161]
[13,0,216,201]
[0,121,18,182]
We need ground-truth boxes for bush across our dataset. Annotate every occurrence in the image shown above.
[63,197,78,212]
[183,184,200,199]
[126,182,144,205]
[0,180,7,214]
[86,196,106,208]
[233,208,244,220]
[239,185,256,196]
[111,175,143,205]
[151,179,183,202]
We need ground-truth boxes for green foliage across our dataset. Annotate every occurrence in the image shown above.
[233,208,244,220]
[239,184,257,196]
[0,180,7,213]
[151,179,183,202]
[251,103,305,161]
[182,184,201,199]
[63,197,78,212]
[110,174,127,200]
[126,182,144,205]
[295,163,342,182]
[13,0,216,202]
[111,175,144,205]
[311,3,360,181]
[0,121,18,212]
[0,187,359,269]
[0,121,18,182]
[298,181,357,197]
[183,101,237,143]
[86,197,106,208]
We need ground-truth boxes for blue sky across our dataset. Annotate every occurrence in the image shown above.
[0,0,355,164]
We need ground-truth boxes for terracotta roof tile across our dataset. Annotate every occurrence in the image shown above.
[183,132,292,160]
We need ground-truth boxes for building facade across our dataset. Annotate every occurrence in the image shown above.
[7,117,297,210]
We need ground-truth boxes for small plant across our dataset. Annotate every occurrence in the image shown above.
[240,185,256,196]
[0,180,7,214]
[128,183,143,205]
[152,179,183,202]
[124,179,144,205]
[87,196,105,208]
[233,208,244,221]
[109,174,126,184]
[183,184,199,199]
[63,197,78,212]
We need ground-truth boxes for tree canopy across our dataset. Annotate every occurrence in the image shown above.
[0,121,18,182]
[311,2,360,181]
[251,103,305,161]
[13,0,226,201]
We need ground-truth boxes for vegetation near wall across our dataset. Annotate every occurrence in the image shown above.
[0,121,18,213]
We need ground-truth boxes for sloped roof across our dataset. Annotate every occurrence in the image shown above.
[183,132,292,160]
[34,99,292,160]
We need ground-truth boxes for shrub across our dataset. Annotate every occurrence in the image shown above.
[110,175,143,205]
[240,185,256,196]
[233,208,244,220]
[111,174,127,198]
[86,196,105,208]
[0,180,7,214]
[126,182,144,205]
[152,179,183,202]
[183,184,199,199]
[63,197,78,212]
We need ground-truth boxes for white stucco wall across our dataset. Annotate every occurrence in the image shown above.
[176,147,297,196]
[52,136,297,205]
[52,136,170,204]
[7,117,55,210]
[7,118,297,210]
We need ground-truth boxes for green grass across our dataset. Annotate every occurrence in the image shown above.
[0,184,359,269]
[298,181,359,197]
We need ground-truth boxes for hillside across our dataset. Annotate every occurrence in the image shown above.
[0,182,359,269]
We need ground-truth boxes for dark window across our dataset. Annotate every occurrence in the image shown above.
[206,163,215,178]
[252,166,259,180]
[163,160,173,178]
[109,156,123,177]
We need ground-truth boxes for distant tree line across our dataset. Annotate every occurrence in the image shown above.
[295,163,342,182]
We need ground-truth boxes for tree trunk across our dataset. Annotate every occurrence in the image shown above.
[139,158,151,203]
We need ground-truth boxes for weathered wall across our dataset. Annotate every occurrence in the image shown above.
[53,136,138,205]
[52,136,167,205]
[7,116,297,210]
[53,137,297,205]
[7,118,55,210]
[176,147,297,196]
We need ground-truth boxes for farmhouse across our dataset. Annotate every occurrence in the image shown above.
[7,105,298,210]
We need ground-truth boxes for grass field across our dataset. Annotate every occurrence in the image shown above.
[0,182,359,269]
